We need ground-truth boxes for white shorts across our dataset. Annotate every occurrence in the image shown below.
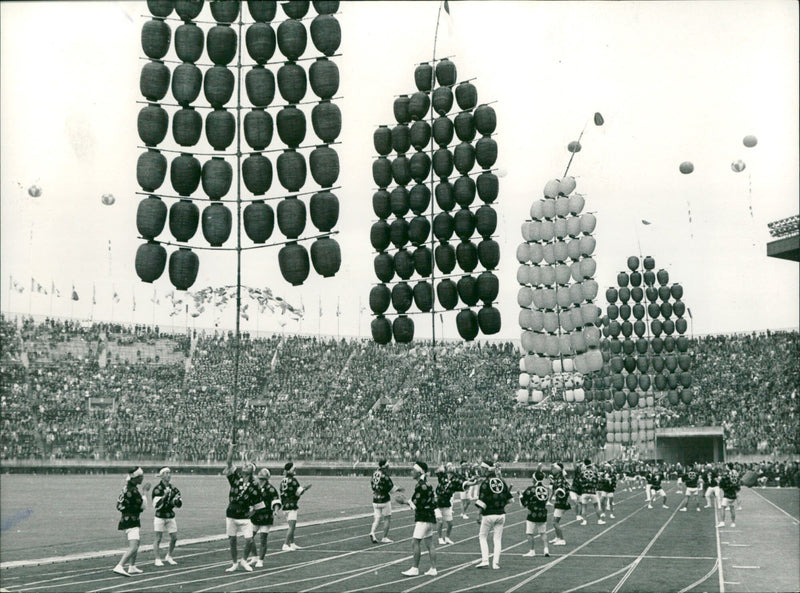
[684,487,700,496]
[569,491,579,503]
[125,527,140,541]
[526,520,547,535]
[434,507,453,522]
[285,510,298,522]
[226,518,254,538]
[580,493,599,505]
[468,485,479,500]
[652,488,666,498]
[412,522,435,539]
[154,517,178,534]
[721,497,735,508]
[373,502,392,518]
[253,524,271,535]
[554,508,567,519]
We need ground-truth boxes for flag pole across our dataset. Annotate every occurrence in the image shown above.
[231,10,244,445]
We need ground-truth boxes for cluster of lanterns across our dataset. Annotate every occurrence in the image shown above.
[369,57,501,344]
[516,177,602,404]
[135,0,342,291]
[604,409,656,445]
[589,256,693,413]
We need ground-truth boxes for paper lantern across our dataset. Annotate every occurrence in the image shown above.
[475,137,498,169]
[201,202,232,246]
[454,175,476,207]
[408,92,431,121]
[309,58,339,100]
[245,65,276,107]
[169,199,199,242]
[204,66,235,107]
[147,0,173,17]
[454,111,476,142]
[175,22,203,62]
[409,184,431,215]
[140,60,170,102]
[373,252,394,283]
[136,195,167,240]
[311,100,341,143]
[392,282,413,313]
[135,241,167,283]
[309,145,339,187]
[433,116,454,147]
[457,275,479,307]
[476,271,498,304]
[210,0,240,22]
[309,190,338,231]
[370,220,391,252]
[408,216,431,246]
[455,81,477,110]
[276,149,307,192]
[246,23,276,64]
[392,155,412,186]
[277,196,306,239]
[201,157,233,199]
[432,86,453,116]
[278,241,310,285]
[410,151,431,183]
[243,200,274,243]
[413,281,433,312]
[172,107,202,147]
[277,62,307,104]
[170,153,201,196]
[475,205,497,238]
[474,104,496,135]
[393,95,411,124]
[454,208,475,241]
[371,315,391,345]
[242,154,273,196]
[137,149,168,193]
[456,239,478,272]
[276,105,306,148]
[310,14,341,56]
[437,279,458,309]
[456,309,479,341]
[435,242,456,274]
[413,246,432,277]
[243,109,273,151]
[168,247,199,291]
[433,212,454,242]
[390,217,409,248]
[277,18,306,60]
[207,25,237,66]
[370,284,391,314]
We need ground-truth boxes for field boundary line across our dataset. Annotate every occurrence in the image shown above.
[610,504,681,593]
[0,509,409,570]
[747,488,800,524]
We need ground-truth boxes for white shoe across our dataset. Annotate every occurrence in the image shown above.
[704,504,711,508]
[600,513,606,518]
[476,561,490,569]
[609,514,615,518]
[402,567,420,576]
[461,514,469,519]
[662,505,669,509]
[492,564,500,570]
[255,559,263,568]
[553,539,566,546]
[697,508,701,512]
[282,544,292,551]
[113,565,130,577]
[165,556,177,565]
[730,522,736,527]
[580,520,587,526]
[679,508,687,512]
[290,543,301,551]
[549,537,559,544]
[523,550,536,557]
[576,515,584,522]
[380,537,393,543]
[444,537,454,544]
[647,504,653,509]
[544,550,550,557]
[716,521,725,528]
[154,558,164,567]
[225,563,238,572]
[240,559,253,572]
[425,568,438,576]
[370,533,379,544]
[127,566,143,574]
[438,538,445,545]
[597,519,606,525]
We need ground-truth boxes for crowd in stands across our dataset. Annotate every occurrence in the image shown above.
[1,314,797,464]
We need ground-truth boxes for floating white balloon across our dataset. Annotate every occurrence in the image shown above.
[28,185,42,197]
[731,160,746,173]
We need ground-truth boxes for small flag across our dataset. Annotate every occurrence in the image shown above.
[113,289,120,304]
[71,285,79,301]
[336,298,341,317]
[51,280,61,298]
[92,284,96,305]
[132,290,137,311]
[687,308,693,319]
[641,220,652,225]
[319,297,323,318]
[10,276,25,293]
[270,348,279,371]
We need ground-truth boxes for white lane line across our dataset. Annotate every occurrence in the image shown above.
[610,504,682,593]
[731,565,760,569]
[0,509,400,570]
[560,562,636,593]
[714,503,726,593]
[747,488,800,525]
[676,559,719,593]
[724,543,750,547]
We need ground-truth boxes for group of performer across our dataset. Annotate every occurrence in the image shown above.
[112,450,742,578]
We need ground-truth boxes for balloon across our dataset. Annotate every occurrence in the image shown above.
[679,162,694,174]
[743,135,757,148]
[101,193,116,205]
[731,160,745,173]
[28,185,42,197]
[567,141,582,153]
[594,112,604,126]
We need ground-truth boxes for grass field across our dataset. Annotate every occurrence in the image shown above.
[1,475,797,592]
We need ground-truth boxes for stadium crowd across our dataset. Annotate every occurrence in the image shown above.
[1,315,797,463]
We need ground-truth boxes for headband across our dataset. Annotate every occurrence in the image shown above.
[129,467,143,479]
[413,464,424,474]
[158,467,171,476]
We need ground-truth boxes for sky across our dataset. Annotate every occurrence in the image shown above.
[1,1,798,341]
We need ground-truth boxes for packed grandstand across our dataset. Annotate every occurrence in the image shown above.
[1,315,797,465]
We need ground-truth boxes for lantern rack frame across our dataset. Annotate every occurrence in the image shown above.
[142,10,342,27]
[370,138,498,159]
[136,95,344,110]
[139,53,342,69]
[137,139,342,156]
[370,267,502,287]
[370,302,499,317]
[138,230,338,252]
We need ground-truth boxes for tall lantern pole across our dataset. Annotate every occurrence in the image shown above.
[232,10,244,444]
